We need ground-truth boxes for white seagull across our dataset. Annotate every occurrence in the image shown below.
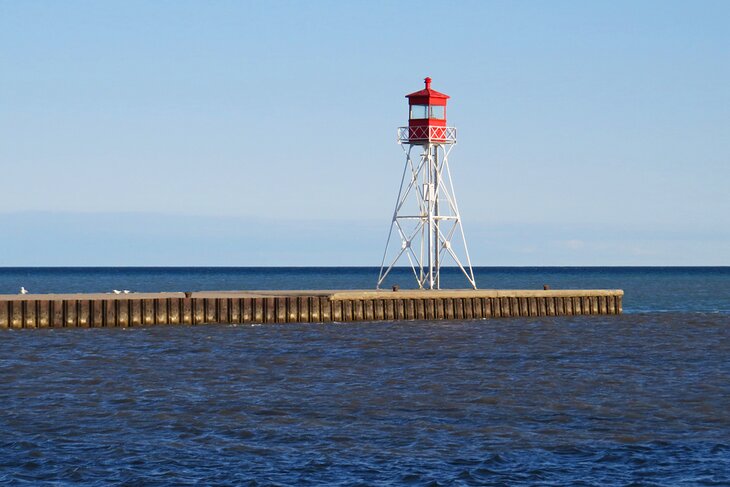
[113,290,122,294]
[20,287,28,295]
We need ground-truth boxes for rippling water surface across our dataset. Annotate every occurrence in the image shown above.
[1,268,729,485]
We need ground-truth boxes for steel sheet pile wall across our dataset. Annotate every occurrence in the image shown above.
[0,290,623,329]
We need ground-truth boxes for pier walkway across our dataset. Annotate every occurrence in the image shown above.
[0,289,623,329]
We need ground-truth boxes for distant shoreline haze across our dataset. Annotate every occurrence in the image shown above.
[1,212,728,267]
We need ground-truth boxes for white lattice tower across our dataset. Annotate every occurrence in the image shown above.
[377,131,477,290]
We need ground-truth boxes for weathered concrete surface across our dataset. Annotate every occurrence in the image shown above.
[0,289,623,329]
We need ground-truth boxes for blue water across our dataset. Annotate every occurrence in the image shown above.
[1,267,729,485]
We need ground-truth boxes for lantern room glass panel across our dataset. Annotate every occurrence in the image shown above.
[410,105,428,119]
[430,105,445,119]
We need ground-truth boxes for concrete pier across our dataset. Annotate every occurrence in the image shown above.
[0,289,623,329]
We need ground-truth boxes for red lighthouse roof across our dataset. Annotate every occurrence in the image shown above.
[406,77,450,105]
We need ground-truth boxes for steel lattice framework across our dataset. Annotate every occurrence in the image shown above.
[377,127,477,290]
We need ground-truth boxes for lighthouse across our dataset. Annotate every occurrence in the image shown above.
[377,78,477,290]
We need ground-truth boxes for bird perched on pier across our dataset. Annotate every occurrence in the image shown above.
[20,287,28,294]
[113,290,122,294]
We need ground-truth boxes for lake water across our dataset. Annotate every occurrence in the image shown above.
[1,267,729,485]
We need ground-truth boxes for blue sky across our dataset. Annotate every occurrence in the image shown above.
[1,0,728,266]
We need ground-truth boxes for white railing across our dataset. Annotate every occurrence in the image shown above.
[398,126,457,144]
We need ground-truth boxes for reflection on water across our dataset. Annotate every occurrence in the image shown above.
[1,314,729,484]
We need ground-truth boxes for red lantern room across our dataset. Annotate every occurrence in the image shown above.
[404,77,453,144]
